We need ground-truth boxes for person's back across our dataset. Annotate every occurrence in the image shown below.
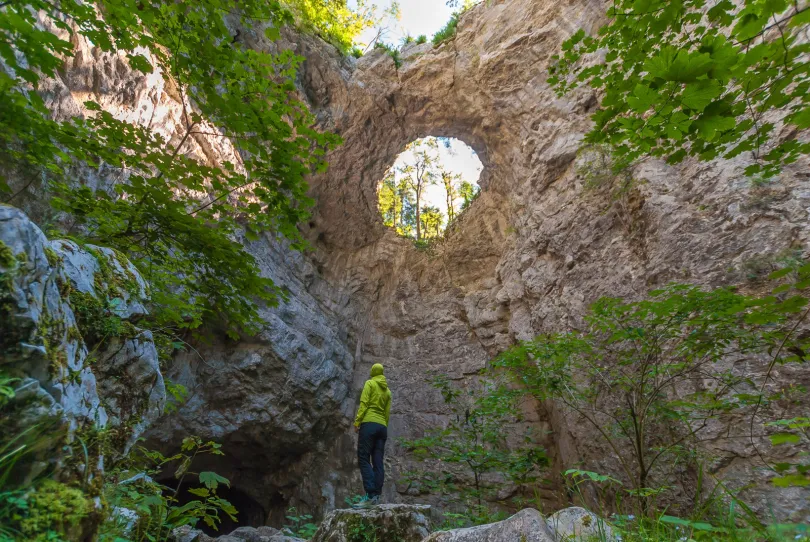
[352,363,392,508]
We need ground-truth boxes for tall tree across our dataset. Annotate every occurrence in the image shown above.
[441,171,459,223]
[458,180,478,210]
[0,0,353,339]
[399,138,439,240]
[378,172,399,228]
[397,178,416,237]
[420,205,444,239]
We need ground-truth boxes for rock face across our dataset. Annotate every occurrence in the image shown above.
[424,509,555,542]
[11,0,810,528]
[310,504,431,542]
[0,204,165,537]
[1,204,165,442]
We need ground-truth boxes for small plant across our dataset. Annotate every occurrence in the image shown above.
[100,436,237,541]
[344,494,365,507]
[432,13,460,45]
[163,379,189,415]
[350,46,364,58]
[283,507,318,539]
[415,34,427,44]
[373,41,402,68]
[400,375,548,523]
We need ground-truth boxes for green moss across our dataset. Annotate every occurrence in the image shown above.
[85,247,141,301]
[0,240,15,268]
[18,479,92,540]
[68,290,132,349]
[344,513,411,542]
[37,307,69,379]
[44,246,59,267]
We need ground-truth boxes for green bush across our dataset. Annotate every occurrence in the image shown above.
[432,14,460,45]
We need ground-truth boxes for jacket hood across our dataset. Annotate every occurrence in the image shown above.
[371,374,388,391]
[370,363,384,377]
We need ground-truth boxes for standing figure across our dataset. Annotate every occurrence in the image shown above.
[352,363,392,508]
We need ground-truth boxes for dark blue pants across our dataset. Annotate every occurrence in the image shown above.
[357,422,387,497]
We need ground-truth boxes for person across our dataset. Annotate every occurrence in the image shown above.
[352,363,392,509]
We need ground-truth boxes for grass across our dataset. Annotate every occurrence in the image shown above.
[432,13,460,45]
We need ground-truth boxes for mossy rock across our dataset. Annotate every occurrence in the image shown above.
[311,504,431,542]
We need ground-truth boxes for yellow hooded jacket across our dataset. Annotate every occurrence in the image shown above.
[354,364,392,427]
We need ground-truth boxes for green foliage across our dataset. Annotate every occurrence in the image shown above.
[400,374,548,522]
[432,13,460,45]
[100,436,236,541]
[549,0,810,179]
[69,290,132,350]
[415,35,428,45]
[163,379,190,415]
[765,417,810,487]
[13,480,91,542]
[284,0,374,53]
[496,275,810,515]
[2,0,341,341]
[283,507,319,539]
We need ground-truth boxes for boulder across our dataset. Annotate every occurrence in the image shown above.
[228,525,283,541]
[310,504,431,542]
[171,525,303,542]
[546,507,616,541]
[424,509,555,542]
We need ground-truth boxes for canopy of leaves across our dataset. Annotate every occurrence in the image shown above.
[549,0,810,179]
[284,0,374,53]
[1,0,341,339]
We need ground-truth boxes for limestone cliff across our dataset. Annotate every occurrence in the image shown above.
[6,0,810,529]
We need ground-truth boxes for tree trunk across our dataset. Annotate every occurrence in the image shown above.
[415,186,422,240]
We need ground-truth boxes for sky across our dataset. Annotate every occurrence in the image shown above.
[351,0,457,47]
[387,137,483,215]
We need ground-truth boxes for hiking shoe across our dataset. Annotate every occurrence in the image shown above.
[351,495,379,509]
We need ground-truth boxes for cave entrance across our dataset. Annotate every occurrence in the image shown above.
[159,478,267,535]
[377,136,482,244]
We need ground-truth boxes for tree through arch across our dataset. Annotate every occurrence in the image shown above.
[377,137,482,243]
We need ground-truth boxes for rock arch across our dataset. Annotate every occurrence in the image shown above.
[146,0,810,523]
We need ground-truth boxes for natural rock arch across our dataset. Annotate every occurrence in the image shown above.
[144,0,809,524]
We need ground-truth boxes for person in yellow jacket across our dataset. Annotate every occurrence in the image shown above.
[352,363,392,509]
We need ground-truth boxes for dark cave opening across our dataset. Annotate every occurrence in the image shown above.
[159,478,267,536]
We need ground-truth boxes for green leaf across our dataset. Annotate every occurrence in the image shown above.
[769,433,801,446]
[681,80,722,112]
[126,53,153,74]
[772,473,810,487]
[627,84,658,113]
[199,471,230,489]
[188,487,210,497]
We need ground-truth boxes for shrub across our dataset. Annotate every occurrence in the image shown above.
[432,13,460,45]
